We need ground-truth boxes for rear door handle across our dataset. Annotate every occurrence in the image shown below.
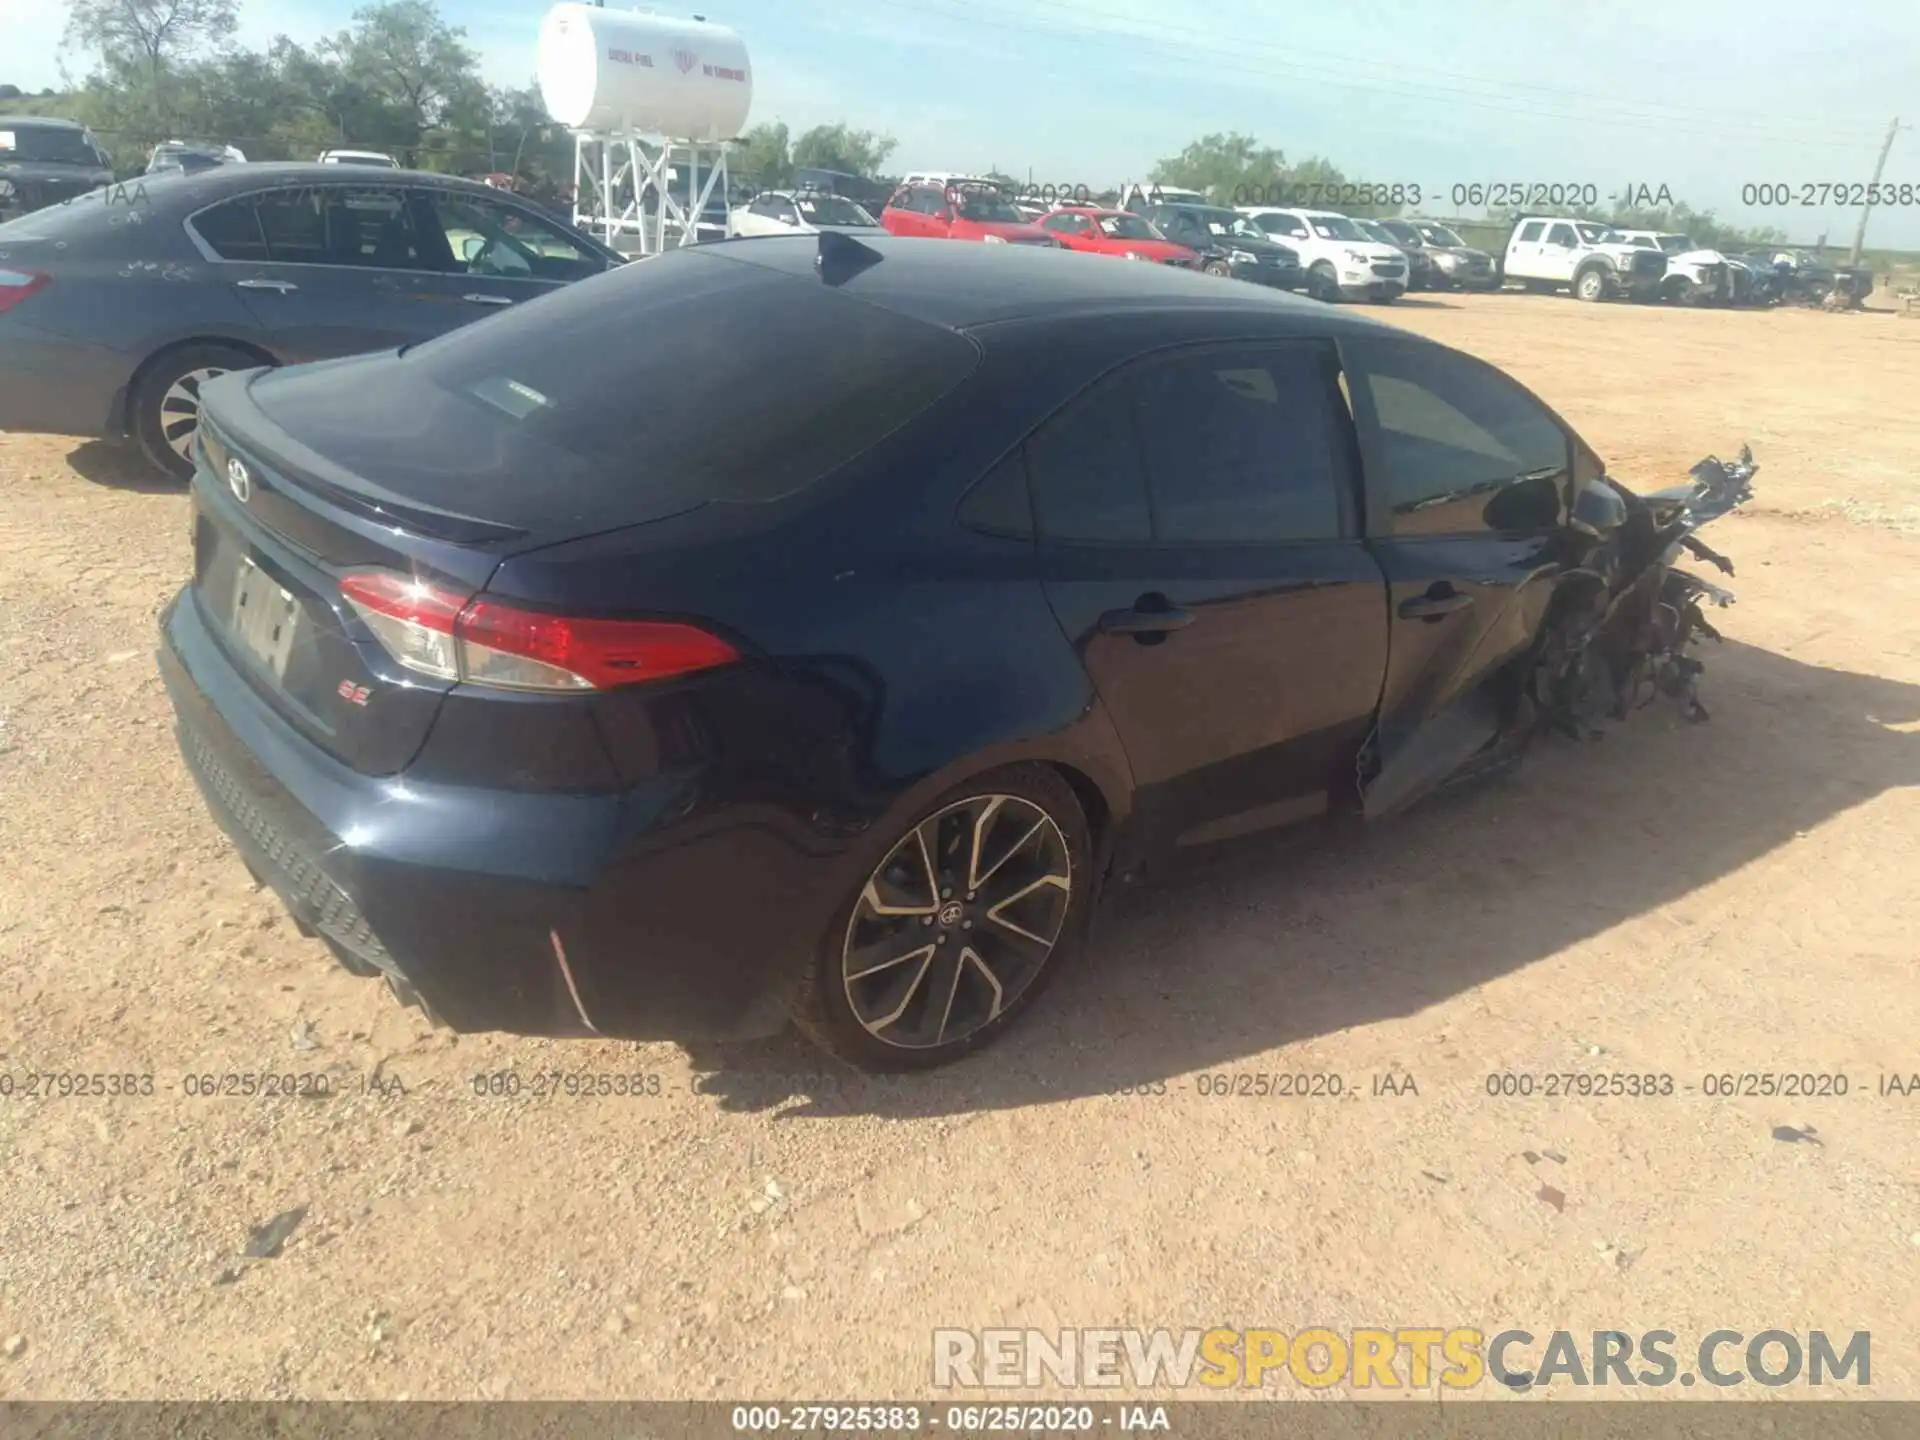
[461,293,514,306]
[1098,605,1196,635]
[1398,592,1474,619]
[236,279,297,293]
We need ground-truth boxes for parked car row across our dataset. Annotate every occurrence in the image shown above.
[1496,214,1875,307]
[0,116,404,210]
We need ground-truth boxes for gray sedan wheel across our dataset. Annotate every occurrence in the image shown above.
[133,343,265,482]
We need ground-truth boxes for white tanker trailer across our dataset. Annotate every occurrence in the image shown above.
[536,4,754,251]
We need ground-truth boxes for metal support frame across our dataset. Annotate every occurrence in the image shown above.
[570,130,734,254]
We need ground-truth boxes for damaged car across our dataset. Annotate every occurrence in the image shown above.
[1739,248,1876,308]
[156,234,1751,1072]
[1615,229,1736,305]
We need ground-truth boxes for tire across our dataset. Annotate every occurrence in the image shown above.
[790,763,1093,1073]
[1574,267,1610,303]
[1308,262,1340,303]
[1203,258,1231,278]
[132,342,266,482]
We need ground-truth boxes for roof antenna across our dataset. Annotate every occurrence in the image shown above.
[816,228,883,285]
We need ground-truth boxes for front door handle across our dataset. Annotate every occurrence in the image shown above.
[461,293,514,306]
[1398,591,1474,620]
[236,278,297,293]
[1098,603,1196,635]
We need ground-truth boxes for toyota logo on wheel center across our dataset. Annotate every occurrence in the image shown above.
[939,902,964,926]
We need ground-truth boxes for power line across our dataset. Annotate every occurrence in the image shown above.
[1004,0,1880,137]
[847,0,1876,152]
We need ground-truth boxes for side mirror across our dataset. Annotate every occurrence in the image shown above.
[460,235,484,262]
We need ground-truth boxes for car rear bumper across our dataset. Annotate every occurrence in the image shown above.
[0,327,129,438]
[158,588,812,1043]
[1230,262,1303,288]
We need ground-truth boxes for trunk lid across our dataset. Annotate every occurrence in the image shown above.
[189,388,517,777]
[189,362,713,776]
[231,354,713,546]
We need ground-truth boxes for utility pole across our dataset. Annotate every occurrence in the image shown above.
[1850,116,1909,265]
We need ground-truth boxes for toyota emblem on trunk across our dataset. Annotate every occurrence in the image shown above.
[227,457,251,502]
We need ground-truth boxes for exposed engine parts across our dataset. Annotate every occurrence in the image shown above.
[1529,446,1756,739]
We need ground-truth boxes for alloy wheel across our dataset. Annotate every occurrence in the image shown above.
[158,366,228,462]
[841,794,1072,1052]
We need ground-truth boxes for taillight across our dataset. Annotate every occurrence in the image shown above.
[0,268,52,316]
[338,570,738,692]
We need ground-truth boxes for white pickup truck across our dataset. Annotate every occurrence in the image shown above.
[1502,216,1668,302]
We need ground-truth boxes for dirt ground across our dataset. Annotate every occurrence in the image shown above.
[1,291,1917,1402]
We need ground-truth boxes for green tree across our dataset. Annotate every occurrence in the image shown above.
[733,120,792,188]
[324,0,483,164]
[1149,132,1288,205]
[64,0,238,87]
[791,122,897,177]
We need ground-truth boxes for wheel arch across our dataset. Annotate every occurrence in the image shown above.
[111,335,278,437]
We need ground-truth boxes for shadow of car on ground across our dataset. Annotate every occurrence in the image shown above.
[66,438,183,494]
[685,637,1920,1116]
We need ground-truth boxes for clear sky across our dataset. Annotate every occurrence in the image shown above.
[5,0,1917,248]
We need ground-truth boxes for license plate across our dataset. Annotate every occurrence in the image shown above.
[230,557,301,679]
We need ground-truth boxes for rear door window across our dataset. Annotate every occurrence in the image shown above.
[1026,382,1152,543]
[1130,345,1350,543]
[192,195,271,261]
[241,186,429,268]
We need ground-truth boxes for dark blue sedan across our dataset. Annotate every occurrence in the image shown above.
[159,231,1610,1071]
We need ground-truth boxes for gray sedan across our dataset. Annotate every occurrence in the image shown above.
[0,163,622,478]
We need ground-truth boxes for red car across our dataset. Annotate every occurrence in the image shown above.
[1035,206,1199,267]
[879,183,1059,247]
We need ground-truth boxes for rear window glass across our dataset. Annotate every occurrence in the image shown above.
[406,248,982,502]
[0,125,105,165]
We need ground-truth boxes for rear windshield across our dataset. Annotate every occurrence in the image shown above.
[0,125,106,166]
[406,247,982,502]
